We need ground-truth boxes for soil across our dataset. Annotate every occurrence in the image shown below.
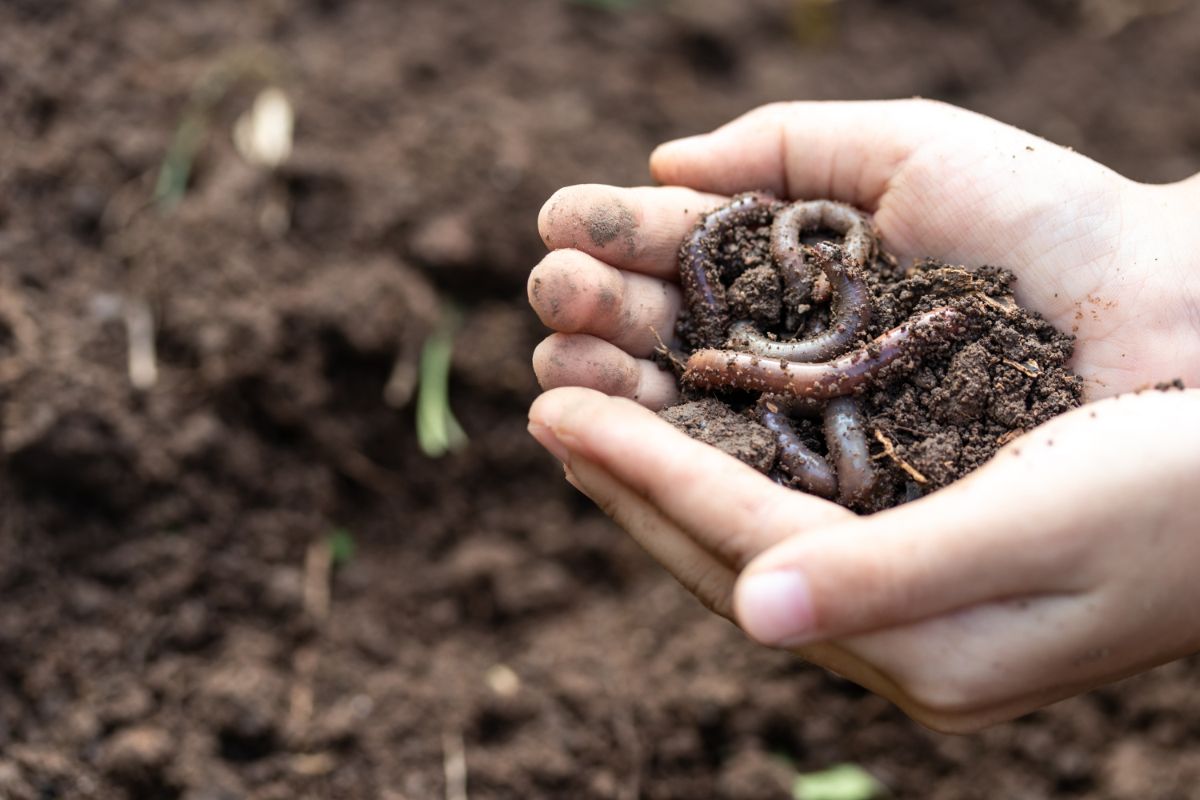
[663,198,1081,512]
[3,1,1200,798]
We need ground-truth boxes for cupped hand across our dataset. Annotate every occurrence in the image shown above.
[526,99,1200,731]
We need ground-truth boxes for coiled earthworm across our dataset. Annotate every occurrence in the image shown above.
[771,200,875,304]
[684,306,967,399]
[726,241,874,362]
[823,396,877,506]
[680,192,775,347]
[757,399,837,499]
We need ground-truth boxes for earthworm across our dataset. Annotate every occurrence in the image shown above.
[680,192,775,347]
[726,241,873,362]
[684,306,967,399]
[823,396,877,506]
[771,200,875,304]
[757,399,837,499]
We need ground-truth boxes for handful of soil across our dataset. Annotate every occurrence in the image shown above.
[658,193,1082,513]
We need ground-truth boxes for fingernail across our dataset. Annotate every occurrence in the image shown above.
[528,421,569,464]
[736,571,817,647]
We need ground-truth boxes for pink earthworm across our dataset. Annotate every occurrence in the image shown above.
[684,306,967,399]
[771,200,876,304]
[757,399,837,499]
[680,192,775,347]
[726,241,873,362]
[823,396,877,507]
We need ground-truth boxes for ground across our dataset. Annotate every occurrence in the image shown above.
[2,1,1200,798]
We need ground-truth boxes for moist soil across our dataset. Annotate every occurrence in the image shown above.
[4,1,1200,798]
[662,200,1081,512]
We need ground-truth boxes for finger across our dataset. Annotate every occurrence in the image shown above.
[532,334,679,409]
[528,249,681,355]
[732,392,1192,649]
[566,456,737,620]
[537,185,728,281]
[650,99,967,209]
[529,387,851,569]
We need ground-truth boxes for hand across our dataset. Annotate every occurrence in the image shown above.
[526,99,1200,731]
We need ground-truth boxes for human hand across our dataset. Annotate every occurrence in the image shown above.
[526,100,1200,731]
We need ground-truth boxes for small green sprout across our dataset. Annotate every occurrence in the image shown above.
[327,528,356,568]
[416,309,468,458]
[792,764,885,800]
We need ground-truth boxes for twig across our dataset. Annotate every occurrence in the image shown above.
[1000,358,1041,378]
[995,428,1025,447]
[873,429,928,484]
[442,729,468,800]
[974,291,1018,316]
[303,538,333,623]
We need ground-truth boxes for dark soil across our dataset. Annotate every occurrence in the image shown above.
[3,1,1200,798]
[664,198,1081,512]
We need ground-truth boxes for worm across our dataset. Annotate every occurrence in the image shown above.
[771,200,875,304]
[684,306,967,399]
[823,396,877,507]
[680,192,775,347]
[757,399,837,499]
[726,241,873,362]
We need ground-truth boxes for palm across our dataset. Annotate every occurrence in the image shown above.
[875,142,1194,398]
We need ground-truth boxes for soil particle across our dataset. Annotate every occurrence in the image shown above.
[715,747,794,800]
[728,263,783,328]
[660,398,777,472]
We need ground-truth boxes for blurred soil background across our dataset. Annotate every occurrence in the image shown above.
[2,1,1200,798]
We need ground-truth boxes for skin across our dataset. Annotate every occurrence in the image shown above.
[526,99,1200,733]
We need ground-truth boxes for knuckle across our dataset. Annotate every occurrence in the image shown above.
[742,101,794,126]
[678,560,734,619]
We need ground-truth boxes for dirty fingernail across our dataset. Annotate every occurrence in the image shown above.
[528,421,569,464]
[735,571,816,647]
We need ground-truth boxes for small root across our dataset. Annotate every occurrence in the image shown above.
[650,326,688,377]
[873,429,928,484]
